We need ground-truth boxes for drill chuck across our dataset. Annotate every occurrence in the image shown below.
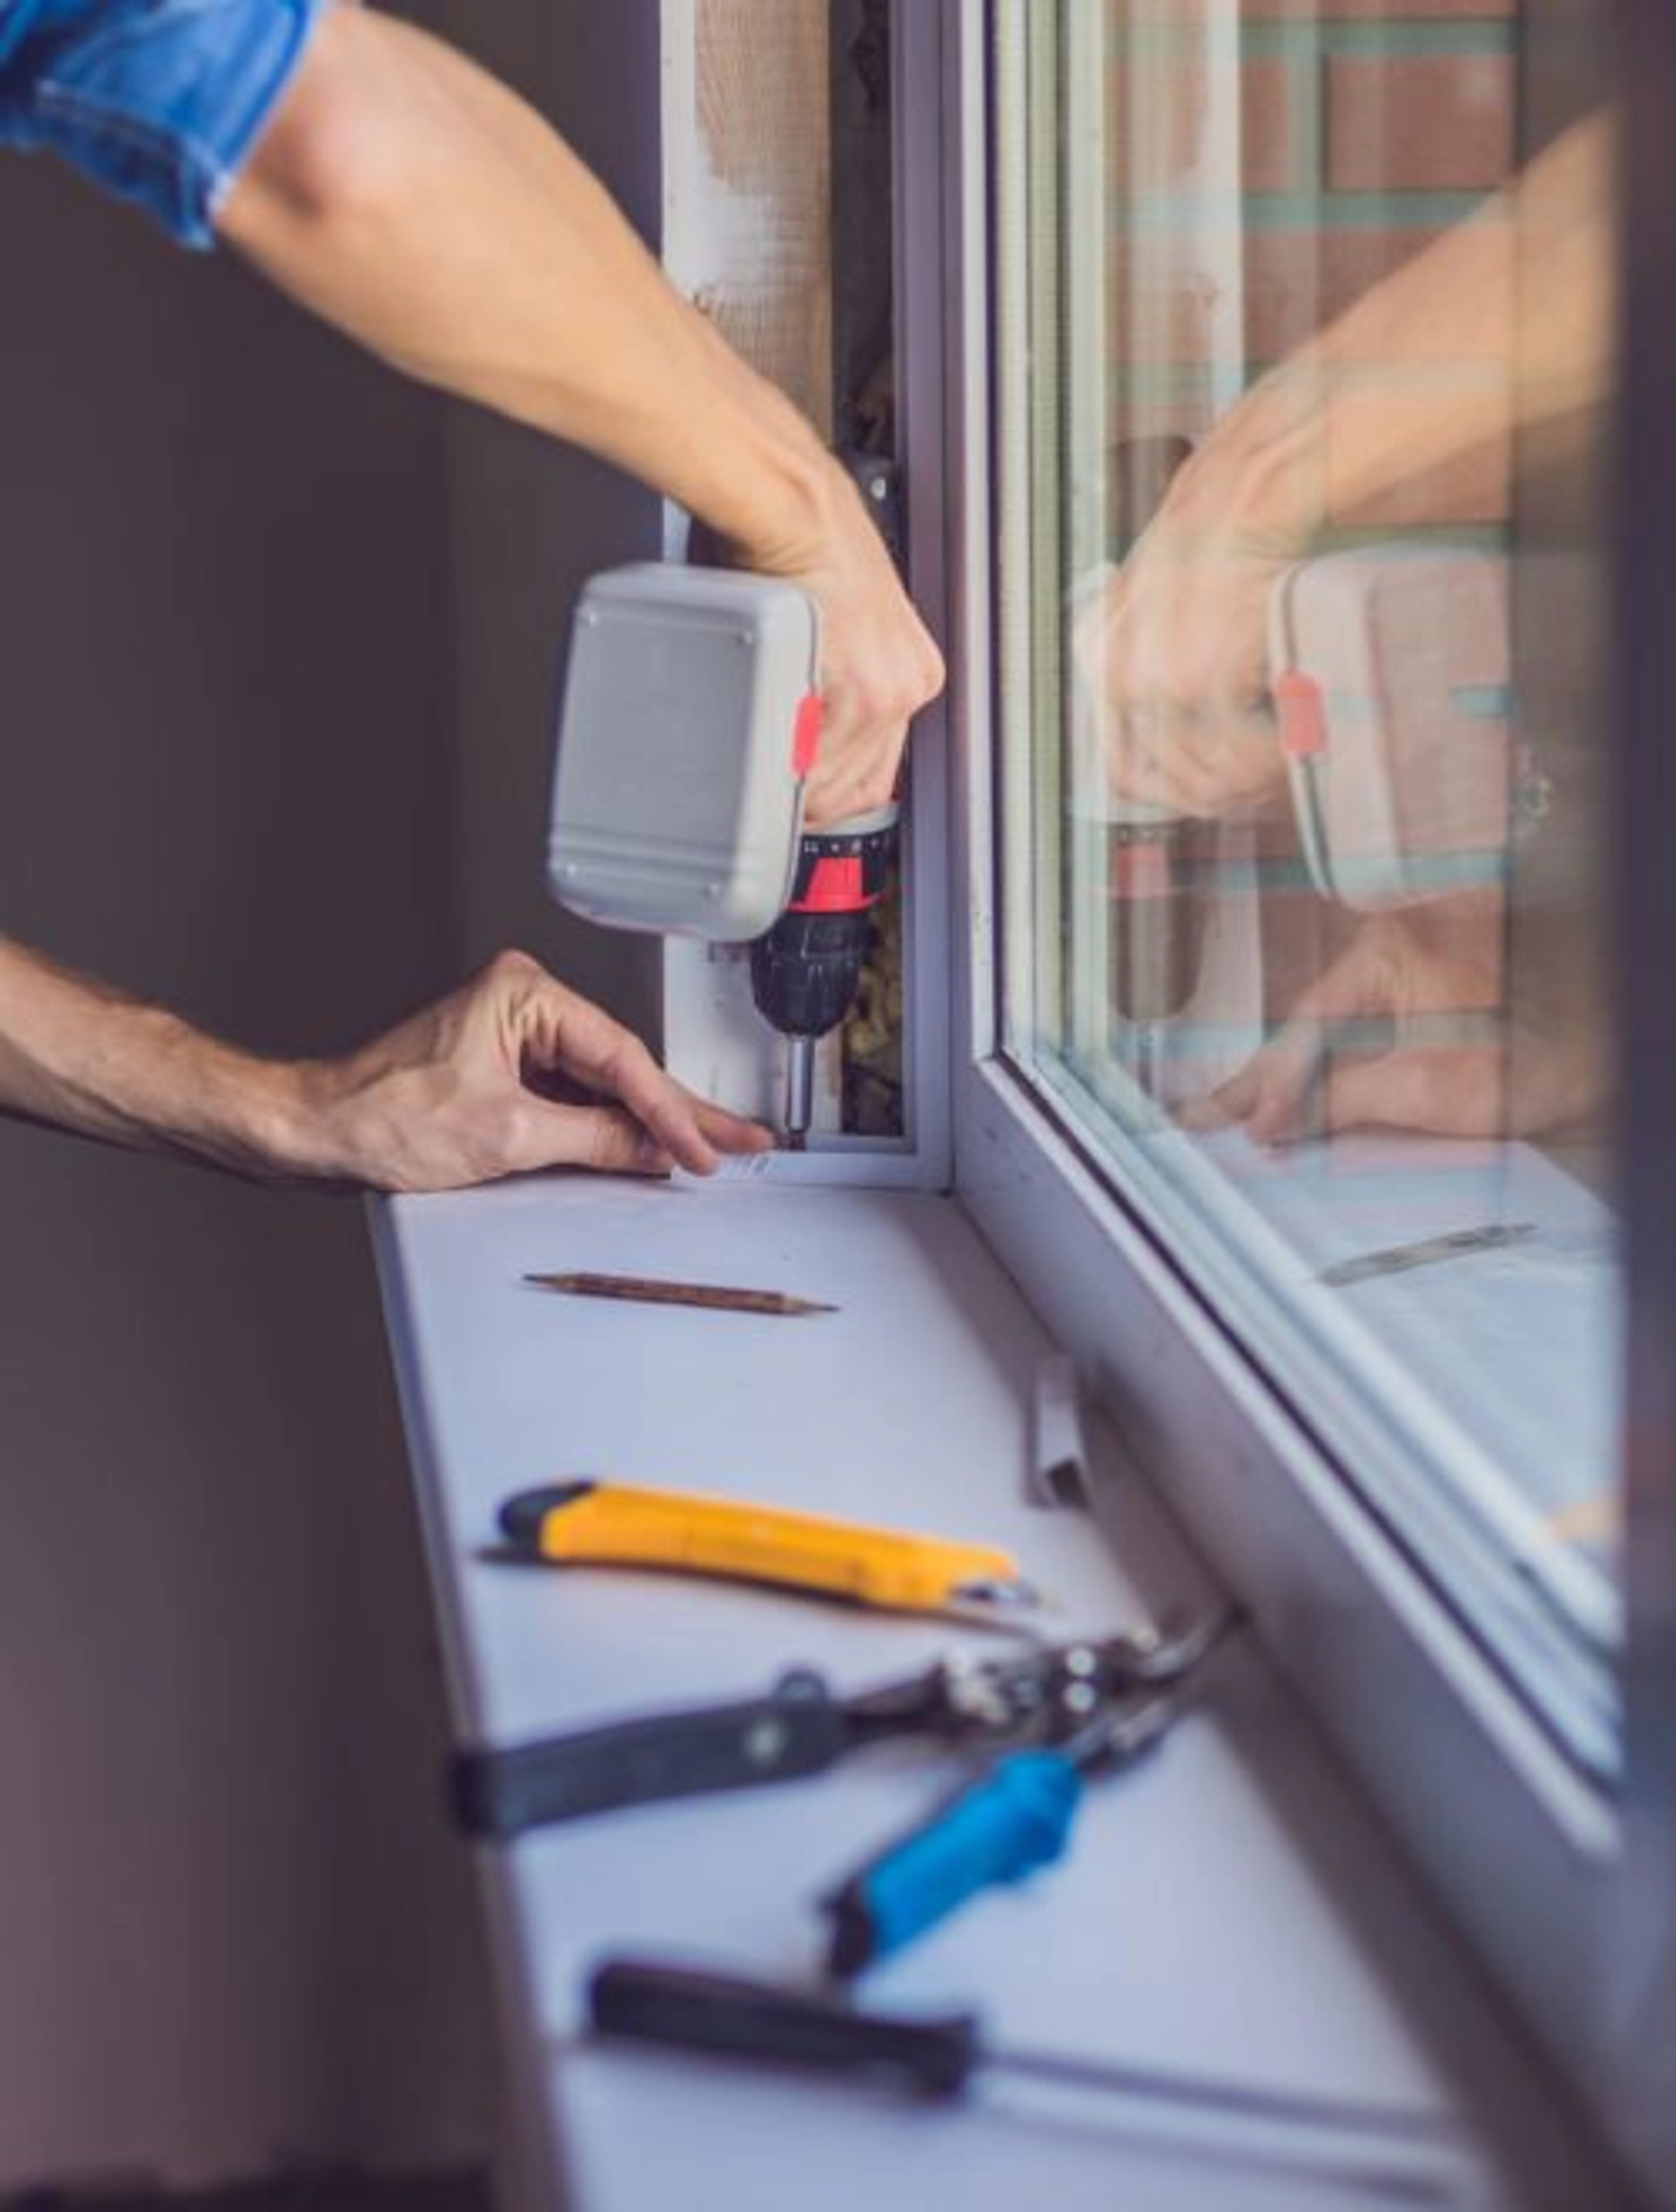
[749,801,899,1140]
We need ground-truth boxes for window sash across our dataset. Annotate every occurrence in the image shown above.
[993,1,1618,1776]
[895,0,1676,2193]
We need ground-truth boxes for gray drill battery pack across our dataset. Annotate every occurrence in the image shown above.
[548,564,822,942]
[1267,545,1517,910]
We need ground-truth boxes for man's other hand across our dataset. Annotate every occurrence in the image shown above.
[297,950,774,1191]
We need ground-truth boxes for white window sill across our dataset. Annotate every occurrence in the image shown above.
[371,1174,1609,2210]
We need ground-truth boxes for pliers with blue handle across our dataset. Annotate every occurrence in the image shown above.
[822,1690,1181,1977]
[817,1614,1243,1975]
[451,1611,1226,1845]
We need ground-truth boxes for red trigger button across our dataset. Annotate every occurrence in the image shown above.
[1273,670,1327,758]
[792,693,824,778]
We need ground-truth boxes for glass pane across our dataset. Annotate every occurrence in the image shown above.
[993,1,1621,1772]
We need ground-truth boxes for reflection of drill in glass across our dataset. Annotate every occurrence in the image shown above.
[1091,805,1205,1023]
[1071,437,1207,1049]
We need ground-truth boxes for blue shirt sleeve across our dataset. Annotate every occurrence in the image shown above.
[0,0,331,249]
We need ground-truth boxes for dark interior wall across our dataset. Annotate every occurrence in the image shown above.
[438,0,666,1039]
[0,102,492,2188]
[0,0,672,2182]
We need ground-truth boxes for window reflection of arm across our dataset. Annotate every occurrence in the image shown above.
[1208,112,1612,547]
[1078,112,1615,817]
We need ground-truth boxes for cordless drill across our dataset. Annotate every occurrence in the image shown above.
[548,549,900,1147]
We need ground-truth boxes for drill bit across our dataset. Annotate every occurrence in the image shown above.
[783,1034,816,1150]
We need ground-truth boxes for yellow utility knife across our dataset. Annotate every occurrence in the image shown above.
[497,1482,1041,1619]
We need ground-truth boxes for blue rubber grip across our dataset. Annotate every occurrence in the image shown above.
[831,1750,1083,1974]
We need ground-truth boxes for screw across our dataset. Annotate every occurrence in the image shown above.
[744,1717,789,1767]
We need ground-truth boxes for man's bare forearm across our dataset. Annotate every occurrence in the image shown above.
[216,6,942,822]
[0,936,774,1190]
[0,937,304,1177]
[220,10,840,573]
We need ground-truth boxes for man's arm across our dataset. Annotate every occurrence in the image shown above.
[0,938,774,1190]
[217,6,942,828]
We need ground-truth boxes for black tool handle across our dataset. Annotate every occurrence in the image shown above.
[453,1670,846,1839]
[588,1958,980,2099]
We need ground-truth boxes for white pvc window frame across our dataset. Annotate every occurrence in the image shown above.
[896,1,1676,2200]
[656,0,951,1191]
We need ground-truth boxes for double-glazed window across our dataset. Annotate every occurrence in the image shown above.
[991,7,1618,1770]
[899,0,1676,2196]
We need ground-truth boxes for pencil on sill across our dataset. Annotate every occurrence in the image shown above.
[1319,1221,1537,1288]
[523,1270,839,1318]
